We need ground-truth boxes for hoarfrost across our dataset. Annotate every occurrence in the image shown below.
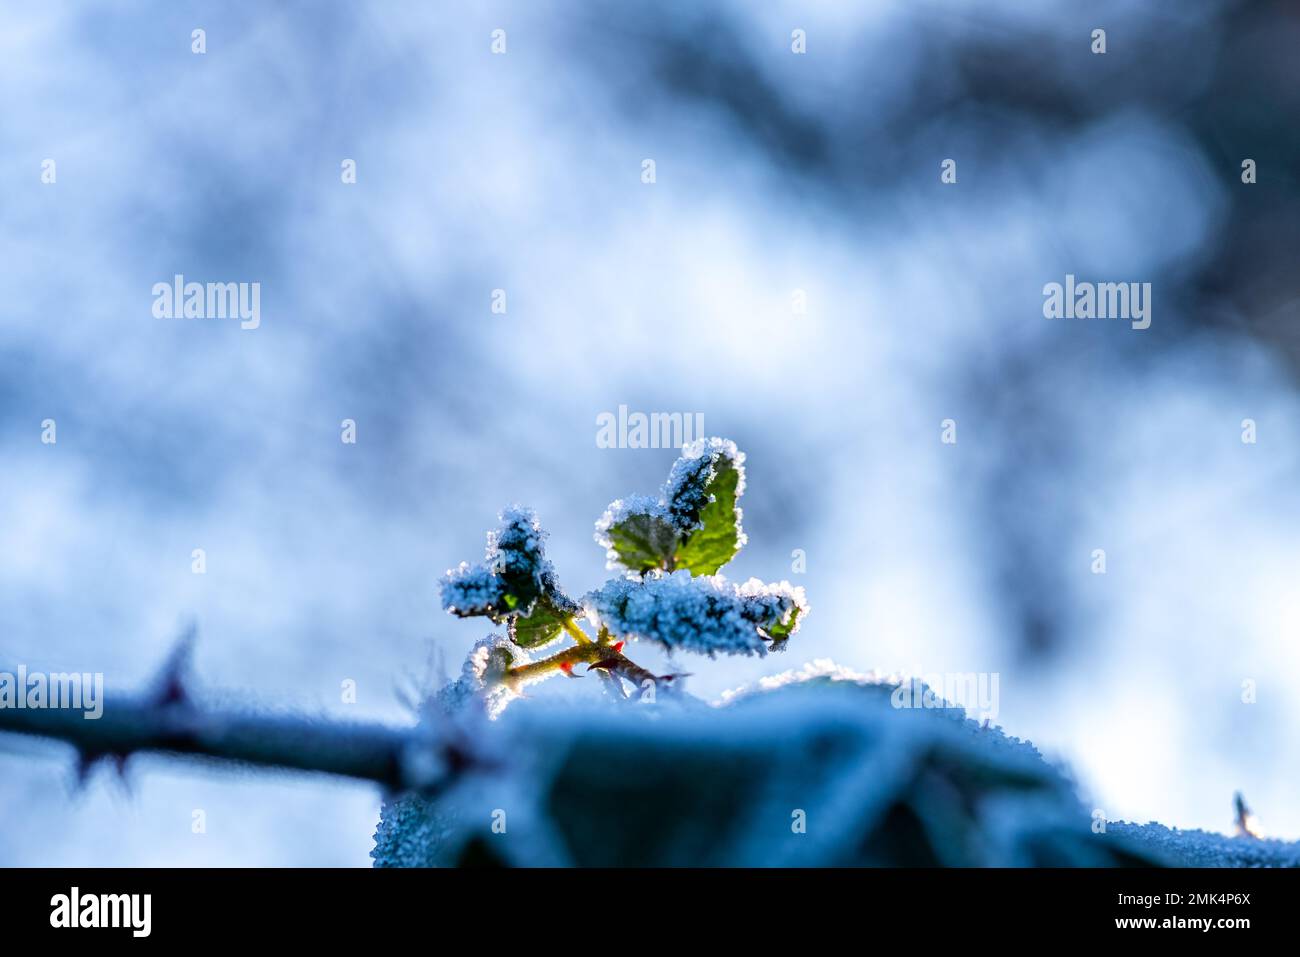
[439,506,559,619]
[375,667,1126,866]
[440,562,499,617]
[1105,821,1300,867]
[436,634,528,720]
[594,438,749,573]
[377,656,1300,867]
[593,493,668,569]
[663,436,746,533]
[717,658,881,704]
[583,570,809,656]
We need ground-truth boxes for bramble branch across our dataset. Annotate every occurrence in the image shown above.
[0,645,470,792]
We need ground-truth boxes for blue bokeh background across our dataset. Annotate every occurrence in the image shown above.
[3,0,1299,864]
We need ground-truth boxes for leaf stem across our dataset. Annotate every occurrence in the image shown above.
[561,617,591,645]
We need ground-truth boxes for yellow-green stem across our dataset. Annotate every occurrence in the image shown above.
[507,642,612,683]
[561,617,591,644]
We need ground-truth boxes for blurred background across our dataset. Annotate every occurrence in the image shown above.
[2,0,1298,865]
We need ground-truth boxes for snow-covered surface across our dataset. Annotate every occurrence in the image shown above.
[1105,822,1300,868]
[373,661,1300,867]
[373,667,1129,866]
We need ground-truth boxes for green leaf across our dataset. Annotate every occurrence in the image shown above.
[765,604,801,642]
[509,594,577,649]
[673,458,742,575]
[607,511,679,573]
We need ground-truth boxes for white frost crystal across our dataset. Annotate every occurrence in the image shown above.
[583,570,808,657]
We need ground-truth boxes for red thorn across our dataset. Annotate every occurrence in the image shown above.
[611,641,624,653]
[559,661,574,674]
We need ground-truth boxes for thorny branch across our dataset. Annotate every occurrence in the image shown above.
[0,621,687,791]
[0,637,473,793]
[502,623,687,695]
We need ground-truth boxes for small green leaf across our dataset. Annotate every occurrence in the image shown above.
[673,458,742,575]
[765,604,801,641]
[607,511,679,573]
[509,594,577,649]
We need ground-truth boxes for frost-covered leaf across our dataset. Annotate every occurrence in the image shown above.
[509,592,580,649]
[488,506,551,615]
[664,438,745,531]
[440,506,558,621]
[672,454,743,575]
[583,571,809,658]
[441,562,502,618]
[737,578,806,643]
[594,439,749,576]
[595,496,678,573]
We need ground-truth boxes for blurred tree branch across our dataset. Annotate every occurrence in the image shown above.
[0,639,466,792]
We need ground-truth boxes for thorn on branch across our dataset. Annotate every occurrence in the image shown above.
[149,621,198,708]
[72,749,130,793]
